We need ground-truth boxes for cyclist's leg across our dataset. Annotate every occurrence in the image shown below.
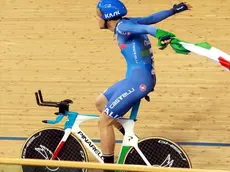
[95,79,126,112]
[104,82,154,120]
[95,79,126,132]
[95,93,108,113]
[99,77,155,162]
[99,112,116,155]
[98,79,131,163]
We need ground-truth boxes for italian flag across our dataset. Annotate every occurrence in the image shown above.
[156,29,230,71]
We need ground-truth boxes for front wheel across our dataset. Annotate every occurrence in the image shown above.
[123,137,192,168]
[21,128,88,172]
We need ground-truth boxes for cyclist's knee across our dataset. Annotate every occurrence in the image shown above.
[99,112,114,128]
[95,94,107,113]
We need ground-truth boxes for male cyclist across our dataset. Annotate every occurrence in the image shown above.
[95,0,192,164]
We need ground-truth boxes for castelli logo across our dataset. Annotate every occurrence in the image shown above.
[139,84,146,91]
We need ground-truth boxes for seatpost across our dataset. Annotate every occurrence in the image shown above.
[129,100,141,120]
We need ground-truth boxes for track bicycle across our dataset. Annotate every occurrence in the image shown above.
[21,90,192,172]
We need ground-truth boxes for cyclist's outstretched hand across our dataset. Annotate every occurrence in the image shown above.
[172,2,192,14]
[158,35,172,50]
[160,35,171,45]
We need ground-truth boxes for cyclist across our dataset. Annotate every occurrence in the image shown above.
[95,0,192,164]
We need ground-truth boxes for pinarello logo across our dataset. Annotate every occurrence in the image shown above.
[139,84,146,91]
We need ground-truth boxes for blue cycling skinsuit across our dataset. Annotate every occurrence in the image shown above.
[103,9,175,119]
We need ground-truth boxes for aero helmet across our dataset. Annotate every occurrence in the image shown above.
[97,0,127,20]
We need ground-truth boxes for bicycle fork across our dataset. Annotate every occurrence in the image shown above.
[51,128,71,160]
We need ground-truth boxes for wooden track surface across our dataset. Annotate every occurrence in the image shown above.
[0,0,230,171]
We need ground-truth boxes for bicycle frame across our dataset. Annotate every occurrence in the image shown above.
[50,101,152,165]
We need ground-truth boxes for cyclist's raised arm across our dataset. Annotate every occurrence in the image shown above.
[129,2,191,25]
[129,9,174,25]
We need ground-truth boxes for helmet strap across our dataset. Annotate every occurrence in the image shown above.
[104,20,108,29]
[103,17,122,30]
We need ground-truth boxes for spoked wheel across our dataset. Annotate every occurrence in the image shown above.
[21,128,88,172]
[123,137,192,168]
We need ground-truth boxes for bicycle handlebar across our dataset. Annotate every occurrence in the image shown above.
[35,91,58,107]
[35,90,74,123]
[42,114,65,124]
